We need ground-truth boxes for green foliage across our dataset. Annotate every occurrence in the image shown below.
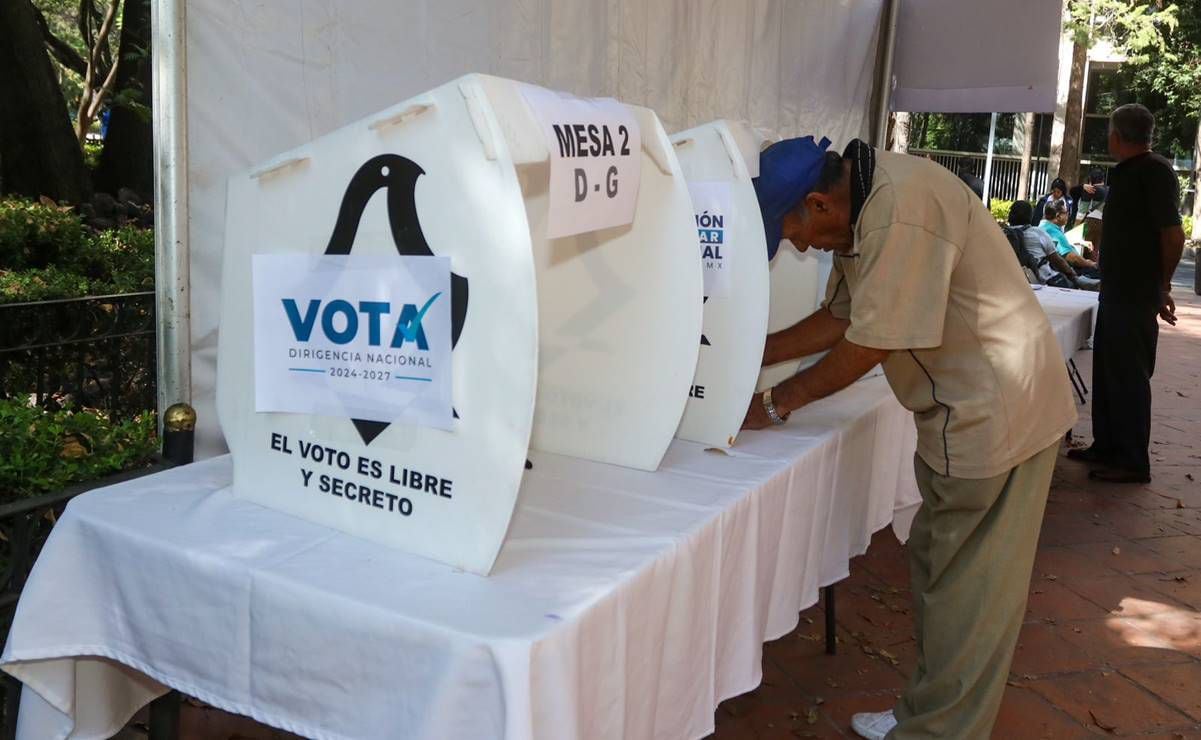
[0,198,154,303]
[1066,1,1178,64]
[912,113,1019,154]
[0,398,157,503]
[0,199,88,270]
[1184,214,1194,238]
[1119,0,1201,160]
[32,0,123,114]
[83,141,103,169]
[990,200,1016,224]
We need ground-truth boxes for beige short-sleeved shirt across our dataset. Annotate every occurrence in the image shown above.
[823,151,1076,479]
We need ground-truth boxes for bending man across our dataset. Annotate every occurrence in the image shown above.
[747,138,1076,739]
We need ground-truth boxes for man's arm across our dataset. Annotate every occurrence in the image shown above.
[743,338,888,429]
[1158,224,1185,325]
[762,308,850,366]
[1064,250,1097,270]
[1048,252,1078,280]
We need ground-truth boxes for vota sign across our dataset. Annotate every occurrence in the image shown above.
[281,295,441,350]
[252,254,454,431]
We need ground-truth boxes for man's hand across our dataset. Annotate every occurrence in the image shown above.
[1083,183,1097,196]
[1159,289,1177,326]
[741,392,774,430]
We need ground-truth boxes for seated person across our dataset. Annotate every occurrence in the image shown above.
[1008,201,1098,290]
[1040,200,1099,277]
[1032,178,1072,227]
[1069,167,1107,227]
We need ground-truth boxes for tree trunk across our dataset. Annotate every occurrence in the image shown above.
[94,0,153,198]
[893,112,910,153]
[1017,112,1036,202]
[1057,40,1088,185]
[0,0,91,202]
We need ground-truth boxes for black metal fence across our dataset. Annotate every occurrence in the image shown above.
[0,291,161,736]
[0,292,156,420]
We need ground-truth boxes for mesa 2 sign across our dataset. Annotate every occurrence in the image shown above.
[253,253,453,431]
[521,84,642,239]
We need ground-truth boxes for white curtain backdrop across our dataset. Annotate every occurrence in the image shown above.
[183,0,886,455]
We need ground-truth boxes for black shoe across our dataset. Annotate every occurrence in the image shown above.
[1067,446,1111,465]
[1089,467,1152,484]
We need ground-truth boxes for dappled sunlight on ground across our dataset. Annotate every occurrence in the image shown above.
[1107,599,1201,654]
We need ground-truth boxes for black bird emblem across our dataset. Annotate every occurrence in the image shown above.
[323,153,468,445]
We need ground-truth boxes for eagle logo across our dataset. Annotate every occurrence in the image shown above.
[323,154,468,445]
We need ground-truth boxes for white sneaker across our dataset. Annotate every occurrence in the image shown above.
[851,709,897,740]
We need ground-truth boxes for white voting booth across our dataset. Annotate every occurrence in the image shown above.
[219,77,540,575]
[219,75,700,573]
[479,77,703,471]
[670,120,770,448]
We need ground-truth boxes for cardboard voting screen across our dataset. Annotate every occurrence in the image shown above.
[218,76,539,575]
[670,121,770,448]
[477,76,703,472]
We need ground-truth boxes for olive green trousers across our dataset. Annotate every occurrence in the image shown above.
[889,442,1059,739]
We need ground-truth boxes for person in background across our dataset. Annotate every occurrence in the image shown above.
[1069,167,1107,227]
[749,137,1075,740]
[1032,177,1071,227]
[1068,104,1185,483]
[1040,200,1099,276]
[957,162,987,207]
[1008,201,1098,290]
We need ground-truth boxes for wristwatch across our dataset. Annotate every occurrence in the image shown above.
[762,387,789,425]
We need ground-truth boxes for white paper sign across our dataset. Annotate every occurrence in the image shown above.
[521,85,642,239]
[688,181,734,298]
[252,254,453,430]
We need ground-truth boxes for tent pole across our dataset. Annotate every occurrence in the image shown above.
[151,0,191,421]
[983,111,998,203]
[871,0,901,149]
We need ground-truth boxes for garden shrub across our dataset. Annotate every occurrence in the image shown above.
[0,198,154,303]
[0,398,157,503]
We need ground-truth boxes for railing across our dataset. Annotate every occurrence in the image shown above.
[0,292,156,421]
[910,148,1194,205]
[0,405,195,739]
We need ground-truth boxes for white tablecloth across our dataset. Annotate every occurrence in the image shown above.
[2,376,921,740]
[1034,286,1098,362]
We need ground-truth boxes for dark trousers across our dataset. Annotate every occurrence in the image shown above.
[1091,301,1159,474]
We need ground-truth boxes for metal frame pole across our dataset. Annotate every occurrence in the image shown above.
[983,111,999,203]
[151,0,191,421]
[871,0,901,149]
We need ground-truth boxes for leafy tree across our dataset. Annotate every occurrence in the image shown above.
[0,0,91,202]
[1120,0,1201,159]
[1058,1,1178,180]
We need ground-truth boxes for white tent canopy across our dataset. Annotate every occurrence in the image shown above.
[152,0,1065,454]
[161,0,889,455]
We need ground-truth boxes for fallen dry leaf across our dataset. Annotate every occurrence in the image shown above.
[1089,710,1117,733]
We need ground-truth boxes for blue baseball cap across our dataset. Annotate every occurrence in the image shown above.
[753,135,832,260]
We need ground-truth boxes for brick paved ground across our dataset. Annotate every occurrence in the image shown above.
[712,259,1201,739]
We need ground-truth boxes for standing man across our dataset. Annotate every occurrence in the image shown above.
[1068,104,1185,483]
[748,137,1076,739]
